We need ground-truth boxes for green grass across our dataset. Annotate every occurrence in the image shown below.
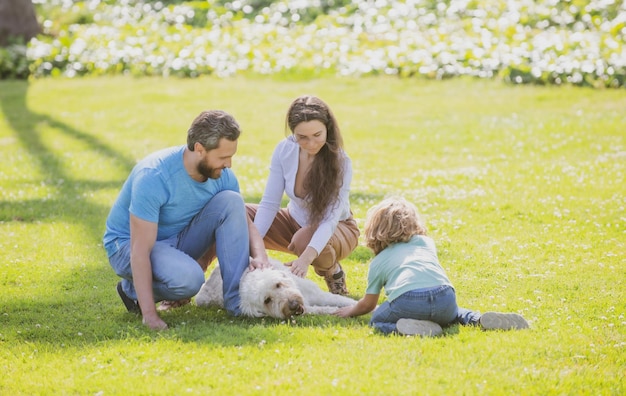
[0,76,624,395]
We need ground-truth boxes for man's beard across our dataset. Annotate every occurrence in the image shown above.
[197,162,222,180]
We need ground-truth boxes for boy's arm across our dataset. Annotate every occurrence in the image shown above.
[334,294,379,317]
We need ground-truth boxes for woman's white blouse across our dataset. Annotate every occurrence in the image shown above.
[254,136,353,254]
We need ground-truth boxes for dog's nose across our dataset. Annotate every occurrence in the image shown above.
[288,299,305,316]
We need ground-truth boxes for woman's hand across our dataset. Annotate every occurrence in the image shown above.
[286,246,317,278]
[285,257,310,278]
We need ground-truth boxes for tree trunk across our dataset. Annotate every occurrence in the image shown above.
[0,0,41,46]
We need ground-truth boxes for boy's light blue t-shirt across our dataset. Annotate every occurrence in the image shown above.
[103,145,240,257]
[365,235,453,302]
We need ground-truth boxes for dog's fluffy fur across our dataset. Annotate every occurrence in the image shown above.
[195,259,357,318]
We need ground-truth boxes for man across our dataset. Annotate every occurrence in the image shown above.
[103,110,270,330]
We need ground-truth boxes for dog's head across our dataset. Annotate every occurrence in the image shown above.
[239,268,305,319]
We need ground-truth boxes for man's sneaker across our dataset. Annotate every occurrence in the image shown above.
[479,312,529,330]
[324,264,348,295]
[157,298,192,311]
[397,319,443,337]
[117,281,140,314]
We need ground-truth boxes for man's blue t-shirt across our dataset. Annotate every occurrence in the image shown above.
[103,145,240,257]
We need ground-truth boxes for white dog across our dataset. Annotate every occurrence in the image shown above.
[195,259,357,318]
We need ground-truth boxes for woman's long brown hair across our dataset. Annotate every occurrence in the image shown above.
[286,95,344,228]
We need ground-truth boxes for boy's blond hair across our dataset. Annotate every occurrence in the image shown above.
[364,197,427,255]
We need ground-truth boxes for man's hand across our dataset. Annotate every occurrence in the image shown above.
[142,313,168,331]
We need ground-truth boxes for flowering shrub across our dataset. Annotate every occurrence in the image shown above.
[0,43,30,79]
[17,0,626,87]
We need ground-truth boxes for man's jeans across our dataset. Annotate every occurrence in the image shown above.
[108,190,249,316]
[370,285,482,335]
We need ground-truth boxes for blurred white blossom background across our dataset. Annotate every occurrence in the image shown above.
[26,0,626,87]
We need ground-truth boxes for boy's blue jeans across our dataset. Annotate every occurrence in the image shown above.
[108,190,249,316]
[370,285,481,335]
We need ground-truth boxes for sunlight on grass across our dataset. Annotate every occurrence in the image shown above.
[0,76,624,394]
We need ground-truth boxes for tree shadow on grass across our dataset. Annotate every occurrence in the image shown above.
[0,80,145,343]
[0,81,367,346]
[0,80,136,226]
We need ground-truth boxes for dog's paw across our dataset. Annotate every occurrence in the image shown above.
[304,306,341,315]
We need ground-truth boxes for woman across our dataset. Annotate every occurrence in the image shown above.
[247,95,360,295]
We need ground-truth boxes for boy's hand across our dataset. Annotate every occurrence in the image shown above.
[333,306,353,318]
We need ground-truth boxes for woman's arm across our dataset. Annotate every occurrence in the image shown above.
[254,142,287,237]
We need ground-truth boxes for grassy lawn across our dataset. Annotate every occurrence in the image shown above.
[0,76,624,395]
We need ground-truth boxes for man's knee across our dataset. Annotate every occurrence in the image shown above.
[211,190,244,211]
[172,269,205,299]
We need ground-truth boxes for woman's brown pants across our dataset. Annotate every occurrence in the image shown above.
[198,204,360,276]
[245,204,360,276]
